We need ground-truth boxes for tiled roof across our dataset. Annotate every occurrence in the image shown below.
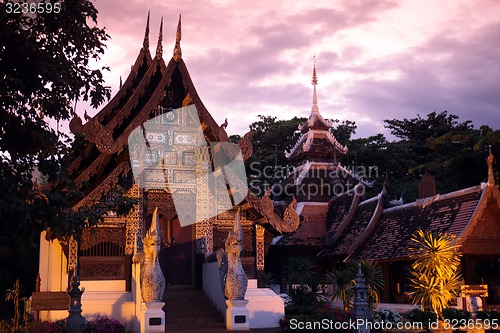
[276,203,329,246]
[327,192,356,234]
[354,185,484,261]
[326,196,380,255]
[287,137,338,161]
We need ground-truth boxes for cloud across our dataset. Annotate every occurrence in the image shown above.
[343,20,500,137]
[66,0,500,141]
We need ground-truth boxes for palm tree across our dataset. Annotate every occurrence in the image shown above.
[285,256,315,286]
[408,230,462,318]
[285,257,326,312]
[324,268,354,311]
[324,260,384,311]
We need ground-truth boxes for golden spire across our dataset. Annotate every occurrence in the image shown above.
[143,11,150,50]
[156,17,163,60]
[487,147,496,186]
[173,14,182,62]
[311,57,319,113]
[312,56,318,85]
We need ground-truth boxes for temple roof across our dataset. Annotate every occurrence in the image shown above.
[273,152,500,259]
[66,16,232,202]
[354,185,485,261]
[274,202,329,246]
[61,15,300,234]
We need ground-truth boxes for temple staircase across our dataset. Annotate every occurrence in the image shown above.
[163,289,228,332]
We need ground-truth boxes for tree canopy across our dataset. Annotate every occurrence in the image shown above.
[246,111,499,202]
[0,0,130,311]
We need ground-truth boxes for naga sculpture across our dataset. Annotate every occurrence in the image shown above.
[224,208,248,300]
[133,207,166,302]
[208,208,248,300]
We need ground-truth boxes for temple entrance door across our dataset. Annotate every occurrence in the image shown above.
[160,217,195,289]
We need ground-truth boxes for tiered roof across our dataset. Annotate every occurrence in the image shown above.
[63,14,299,233]
[68,14,231,207]
[285,63,348,163]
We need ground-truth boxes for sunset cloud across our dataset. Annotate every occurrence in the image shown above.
[72,0,500,140]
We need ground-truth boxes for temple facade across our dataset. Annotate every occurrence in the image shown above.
[35,14,500,330]
[36,15,297,328]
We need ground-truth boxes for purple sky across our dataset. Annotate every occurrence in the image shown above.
[71,0,500,139]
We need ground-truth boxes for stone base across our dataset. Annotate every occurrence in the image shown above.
[66,314,86,333]
[140,302,165,333]
[226,299,250,331]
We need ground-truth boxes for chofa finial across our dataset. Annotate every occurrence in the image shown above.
[143,11,150,50]
[156,17,163,60]
[173,14,182,62]
[487,146,496,186]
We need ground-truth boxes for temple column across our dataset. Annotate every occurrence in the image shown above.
[125,183,143,291]
[255,224,265,286]
[68,236,78,280]
[195,146,214,254]
[125,183,144,255]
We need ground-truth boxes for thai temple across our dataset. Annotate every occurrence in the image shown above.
[35,14,500,332]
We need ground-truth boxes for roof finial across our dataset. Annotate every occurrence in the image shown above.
[173,14,182,62]
[487,146,495,186]
[119,76,122,89]
[143,11,150,50]
[312,56,318,85]
[156,17,163,60]
[311,56,319,113]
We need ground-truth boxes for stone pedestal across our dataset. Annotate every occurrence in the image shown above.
[226,299,250,331]
[140,302,165,333]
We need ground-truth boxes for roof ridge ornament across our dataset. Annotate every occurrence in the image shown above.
[156,17,163,60]
[173,14,182,62]
[487,146,496,186]
[143,11,150,50]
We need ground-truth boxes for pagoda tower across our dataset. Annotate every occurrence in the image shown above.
[280,62,352,202]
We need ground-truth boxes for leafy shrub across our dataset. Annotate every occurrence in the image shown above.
[373,308,402,326]
[442,308,471,321]
[406,308,438,331]
[476,310,500,321]
[85,316,125,333]
[316,304,351,322]
[24,320,66,333]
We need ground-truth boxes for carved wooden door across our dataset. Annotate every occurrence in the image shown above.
[160,217,195,289]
